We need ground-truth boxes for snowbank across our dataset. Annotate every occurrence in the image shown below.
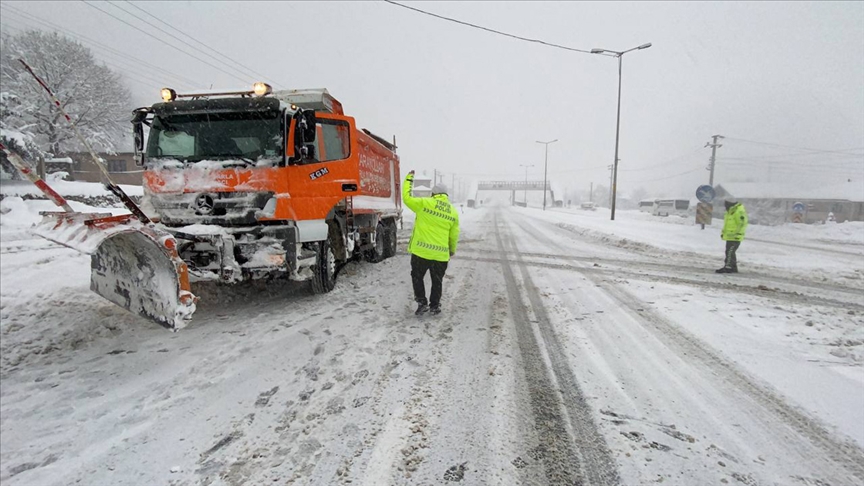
[527,206,864,286]
[0,179,143,198]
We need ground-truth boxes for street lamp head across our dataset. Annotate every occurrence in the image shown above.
[590,48,605,54]
[638,42,652,50]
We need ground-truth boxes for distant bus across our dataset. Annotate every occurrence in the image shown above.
[639,199,656,212]
[653,199,690,217]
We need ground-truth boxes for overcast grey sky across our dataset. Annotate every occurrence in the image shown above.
[2,1,862,201]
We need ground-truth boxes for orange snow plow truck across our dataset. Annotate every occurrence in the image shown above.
[34,85,402,330]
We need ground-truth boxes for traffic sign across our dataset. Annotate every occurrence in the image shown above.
[792,202,805,213]
[696,202,713,226]
[696,185,716,203]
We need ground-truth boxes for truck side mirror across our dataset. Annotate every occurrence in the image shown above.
[301,111,317,143]
[131,108,149,166]
[132,122,144,166]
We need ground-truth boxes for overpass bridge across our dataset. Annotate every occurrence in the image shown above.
[472,181,559,207]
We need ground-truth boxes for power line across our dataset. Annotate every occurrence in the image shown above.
[718,150,864,160]
[0,19,175,91]
[121,0,280,88]
[724,137,864,156]
[552,147,706,175]
[3,21,161,93]
[80,0,251,85]
[383,1,610,56]
[105,1,257,85]
[722,163,863,173]
[0,3,199,88]
[619,147,705,172]
[629,167,702,183]
[722,157,863,167]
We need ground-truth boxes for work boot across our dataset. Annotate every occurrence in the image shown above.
[715,267,731,274]
[730,267,739,273]
[429,305,441,315]
[415,303,429,315]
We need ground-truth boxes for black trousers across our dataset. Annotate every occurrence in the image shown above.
[410,254,448,307]
[724,240,741,270]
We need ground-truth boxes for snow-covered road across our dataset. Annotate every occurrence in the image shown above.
[2,202,863,485]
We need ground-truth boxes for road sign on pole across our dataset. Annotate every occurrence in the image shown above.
[696,185,716,204]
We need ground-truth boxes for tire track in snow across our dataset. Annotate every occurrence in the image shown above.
[746,236,864,258]
[453,254,864,311]
[513,210,864,484]
[461,246,863,297]
[549,221,864,293]
[493,211,620,486]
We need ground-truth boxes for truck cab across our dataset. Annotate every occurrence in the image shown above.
[132,85,401,290]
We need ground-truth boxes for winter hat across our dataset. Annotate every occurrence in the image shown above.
[724,200,736,210]
[431,183,448,195]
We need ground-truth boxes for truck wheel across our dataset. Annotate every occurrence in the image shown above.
[310,238,336,294]
[365,223,386,263]
[383,220,397,258]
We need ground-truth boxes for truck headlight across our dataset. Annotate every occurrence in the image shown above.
[253,82,272,97]
[161,88,177,102]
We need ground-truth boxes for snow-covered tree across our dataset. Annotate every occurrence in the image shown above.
[630,186,648,203]
[0,30,131,159]
[592,184,609,207]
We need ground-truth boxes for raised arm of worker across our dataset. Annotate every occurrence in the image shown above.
[402,170,422,212]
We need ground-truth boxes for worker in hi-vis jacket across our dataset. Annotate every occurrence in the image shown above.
[402,170,460,315]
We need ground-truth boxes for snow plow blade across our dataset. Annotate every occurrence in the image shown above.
[32,212,197,330]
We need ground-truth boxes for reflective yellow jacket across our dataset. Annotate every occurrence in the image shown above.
[722,203,748,241]
[402,174,460,262]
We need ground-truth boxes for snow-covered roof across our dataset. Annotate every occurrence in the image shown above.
[45,157,73,164]
[717,182,864,202]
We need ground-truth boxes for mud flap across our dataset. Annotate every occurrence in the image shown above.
[32,212,197,330]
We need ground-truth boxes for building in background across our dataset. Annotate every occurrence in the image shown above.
[412,178,432,197]
[715,182,864,224]
[1,151,142,185]
[56,152,143,185]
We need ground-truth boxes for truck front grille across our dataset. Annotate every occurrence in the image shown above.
[150,191,273,226]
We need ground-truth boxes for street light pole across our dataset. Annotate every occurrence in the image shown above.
[591,42,652,221]
[519,164,533,205]
[536,139,558,211]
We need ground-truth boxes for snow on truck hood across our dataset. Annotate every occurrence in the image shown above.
[145,159,281,193]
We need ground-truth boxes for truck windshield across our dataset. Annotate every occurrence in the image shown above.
[146,111,282,165]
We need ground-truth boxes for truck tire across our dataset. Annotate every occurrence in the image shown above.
[365,222,386,263]
[310,238,336,294]
[383,219,397,258]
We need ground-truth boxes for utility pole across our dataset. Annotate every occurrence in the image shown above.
[451,173,455,196]
[519,164,534,205]
[590,182,593,202]
[608,164,614,208]
[536,139,558,211]
[705,135,724,186]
